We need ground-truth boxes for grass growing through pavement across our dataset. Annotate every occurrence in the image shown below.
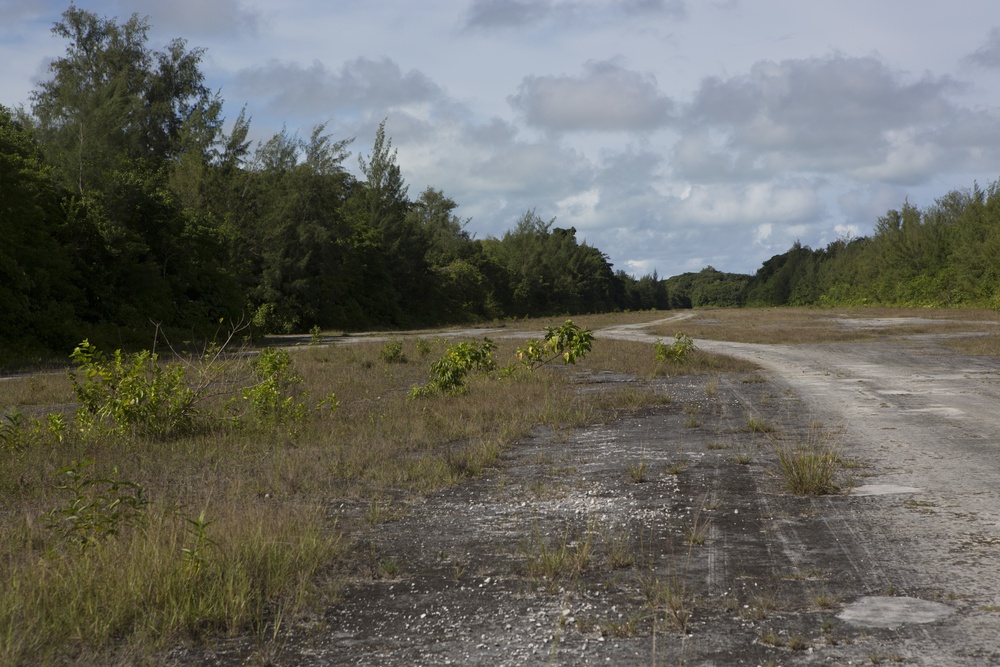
[0,324,704,665]
[774,430,842,495]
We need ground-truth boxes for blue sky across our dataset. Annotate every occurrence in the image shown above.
[3,0,1000,276]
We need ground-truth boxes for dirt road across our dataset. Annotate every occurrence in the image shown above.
[692,326,1000,664]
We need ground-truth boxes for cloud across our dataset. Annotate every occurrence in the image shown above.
[111,0,260,38]
[681,55,963,181]
[964,27,1000,68]
[509,60,674,131]
[619,0,687,18]
[462,0,552,30]
[462,0,686,31]
[233,57,444,119]
[672,182,824,227]
[837,184,906,224]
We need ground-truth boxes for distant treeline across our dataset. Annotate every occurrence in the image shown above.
[0,7,688,358]
[680,181,1000,310]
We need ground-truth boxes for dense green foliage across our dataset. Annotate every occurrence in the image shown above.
[740,184,1000,309]
[0,7,681,360]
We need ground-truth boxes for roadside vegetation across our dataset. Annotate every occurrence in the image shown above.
[0,318,708,665]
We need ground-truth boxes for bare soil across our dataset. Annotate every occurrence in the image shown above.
[173,313,1000,666]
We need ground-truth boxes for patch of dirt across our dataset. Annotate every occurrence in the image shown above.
[173,317,1000,666]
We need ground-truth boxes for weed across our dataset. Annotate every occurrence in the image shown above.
[744,417,774,433]
[653,333,695,363]
[181,510,216,574]
[734,447,755,465]
[366,498,406,525]
[706,441,730,450]
[603,528,635,570]
[684,508,711,546]
[309,325,323,344]
[775,438,841,495]
[627,460,648,483]
[378,339,407,364]
[600,613,640,638]
[0,410,60,453]
[814,593,837,609]
[377,559,400,579]
[43,460,148,549]
[759,630,784,647]
[665,461,687,475]
[520,523,594,593]
[415,338,433,358]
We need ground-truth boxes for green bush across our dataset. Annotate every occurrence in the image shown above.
[241,348,306,426]
[378,339,407,364]
[410,338,496,397]
[654,333,695,363]
[517,320,595,370]
[69,339,196,439]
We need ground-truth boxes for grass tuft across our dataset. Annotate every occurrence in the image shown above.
[775,435,841,495]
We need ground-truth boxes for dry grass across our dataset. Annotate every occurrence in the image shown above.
[647,307,1000,345]
[2,317,749,664]
[0,371,75,412]
[945,334,1000,356]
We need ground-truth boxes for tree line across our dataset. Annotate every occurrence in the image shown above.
[737,182,1000,309]
[0,7,683,359]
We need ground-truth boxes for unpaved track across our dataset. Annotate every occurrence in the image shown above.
[689,329,1000,663]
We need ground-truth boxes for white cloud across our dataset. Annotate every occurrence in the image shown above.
[509,60,674,131]
[672,182,823,227]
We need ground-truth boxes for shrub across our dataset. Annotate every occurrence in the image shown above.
[240,348,307,426]
[378,339,407,364]
[517,320,595,370]
[654,333,695,363]
[69,339,196,439]
[410,338,496,397]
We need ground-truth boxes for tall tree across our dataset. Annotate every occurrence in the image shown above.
[31,6,217,192]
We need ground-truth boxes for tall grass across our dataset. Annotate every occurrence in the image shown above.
[0,504,337,665]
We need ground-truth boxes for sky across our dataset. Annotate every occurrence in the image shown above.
[3,1,1000,277]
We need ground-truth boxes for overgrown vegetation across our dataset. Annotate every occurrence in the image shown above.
[774,432,842,496]
[0,322,659,664]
